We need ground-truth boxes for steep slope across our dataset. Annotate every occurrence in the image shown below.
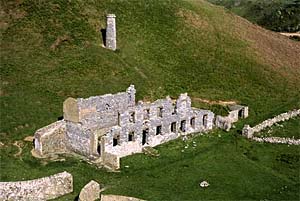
[1,0,299,141]
[0,0,299,200]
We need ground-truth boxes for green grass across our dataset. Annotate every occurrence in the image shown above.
[206,0,300,32]
[0,0,300,200]
[1,130,299,200]
[255,117,300,139]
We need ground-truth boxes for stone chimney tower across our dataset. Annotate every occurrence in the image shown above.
[106,14,116,51]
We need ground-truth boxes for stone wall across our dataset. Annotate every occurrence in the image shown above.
[65,121,92,157]
[105,14,117,51]
[102,93,215,158]
[215,105,248,131]
[252,136,300,145]
[102,152,120,170]
[0,171,73,200]
[101,195,145,201]
[34,120,67,156]
[63,85,135,126]
[34,85,248,169]
[242,109,300,145]
[79,180,100,201]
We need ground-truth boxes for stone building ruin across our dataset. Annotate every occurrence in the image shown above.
[34,85,248,169]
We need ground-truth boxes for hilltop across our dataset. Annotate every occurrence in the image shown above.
[0,0,299,200]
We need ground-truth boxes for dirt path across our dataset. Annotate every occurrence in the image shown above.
[13,141,23,157]
[192,97,237,106]
[280,32,300,37]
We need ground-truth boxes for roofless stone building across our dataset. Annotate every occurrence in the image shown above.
[34,85,248,169]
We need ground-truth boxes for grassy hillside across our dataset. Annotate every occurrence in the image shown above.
[0,0,299,200]
[207,0,300,32]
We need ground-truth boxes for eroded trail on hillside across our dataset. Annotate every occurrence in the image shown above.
[280,32,300,37]
[192,97,237,106]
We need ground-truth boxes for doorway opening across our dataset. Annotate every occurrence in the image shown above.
[180,120,186,132]
[142,129,149,145]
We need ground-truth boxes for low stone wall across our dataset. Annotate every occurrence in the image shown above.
[252,137,300,145]
[242,109,300,145]
[0,171,73,200]
[101,195,145,201]
[34,120,67,156]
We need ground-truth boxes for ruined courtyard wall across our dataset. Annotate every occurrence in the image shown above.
[0,171,73,201]
[34,120,67,156]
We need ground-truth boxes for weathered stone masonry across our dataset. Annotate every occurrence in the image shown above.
[242,109,300,145]
[105,14,116,51]
[34,85,248,169]
[0,171,73,201]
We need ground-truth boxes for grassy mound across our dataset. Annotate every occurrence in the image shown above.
[0,0,299,200]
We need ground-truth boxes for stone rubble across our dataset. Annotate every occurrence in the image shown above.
[79,180,100,201]
[199,181,210,188]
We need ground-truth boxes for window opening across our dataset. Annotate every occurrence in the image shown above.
[190,117,195,129]
[203,114,208,128]
[128,132,134,142]
[171,122,177,133]
[172,104,176,115]
[156,125,162,135]
[144,109,150,119]
[158,107,163,118]
[113,135,120,146]
[118,112,121,126]
[129,112,135,123]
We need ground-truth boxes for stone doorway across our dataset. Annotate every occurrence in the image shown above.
[180,120,186,132]
[97,144,101,156]
[97,137,101,156]
[142,129,149,145]
[238,109,244,118]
